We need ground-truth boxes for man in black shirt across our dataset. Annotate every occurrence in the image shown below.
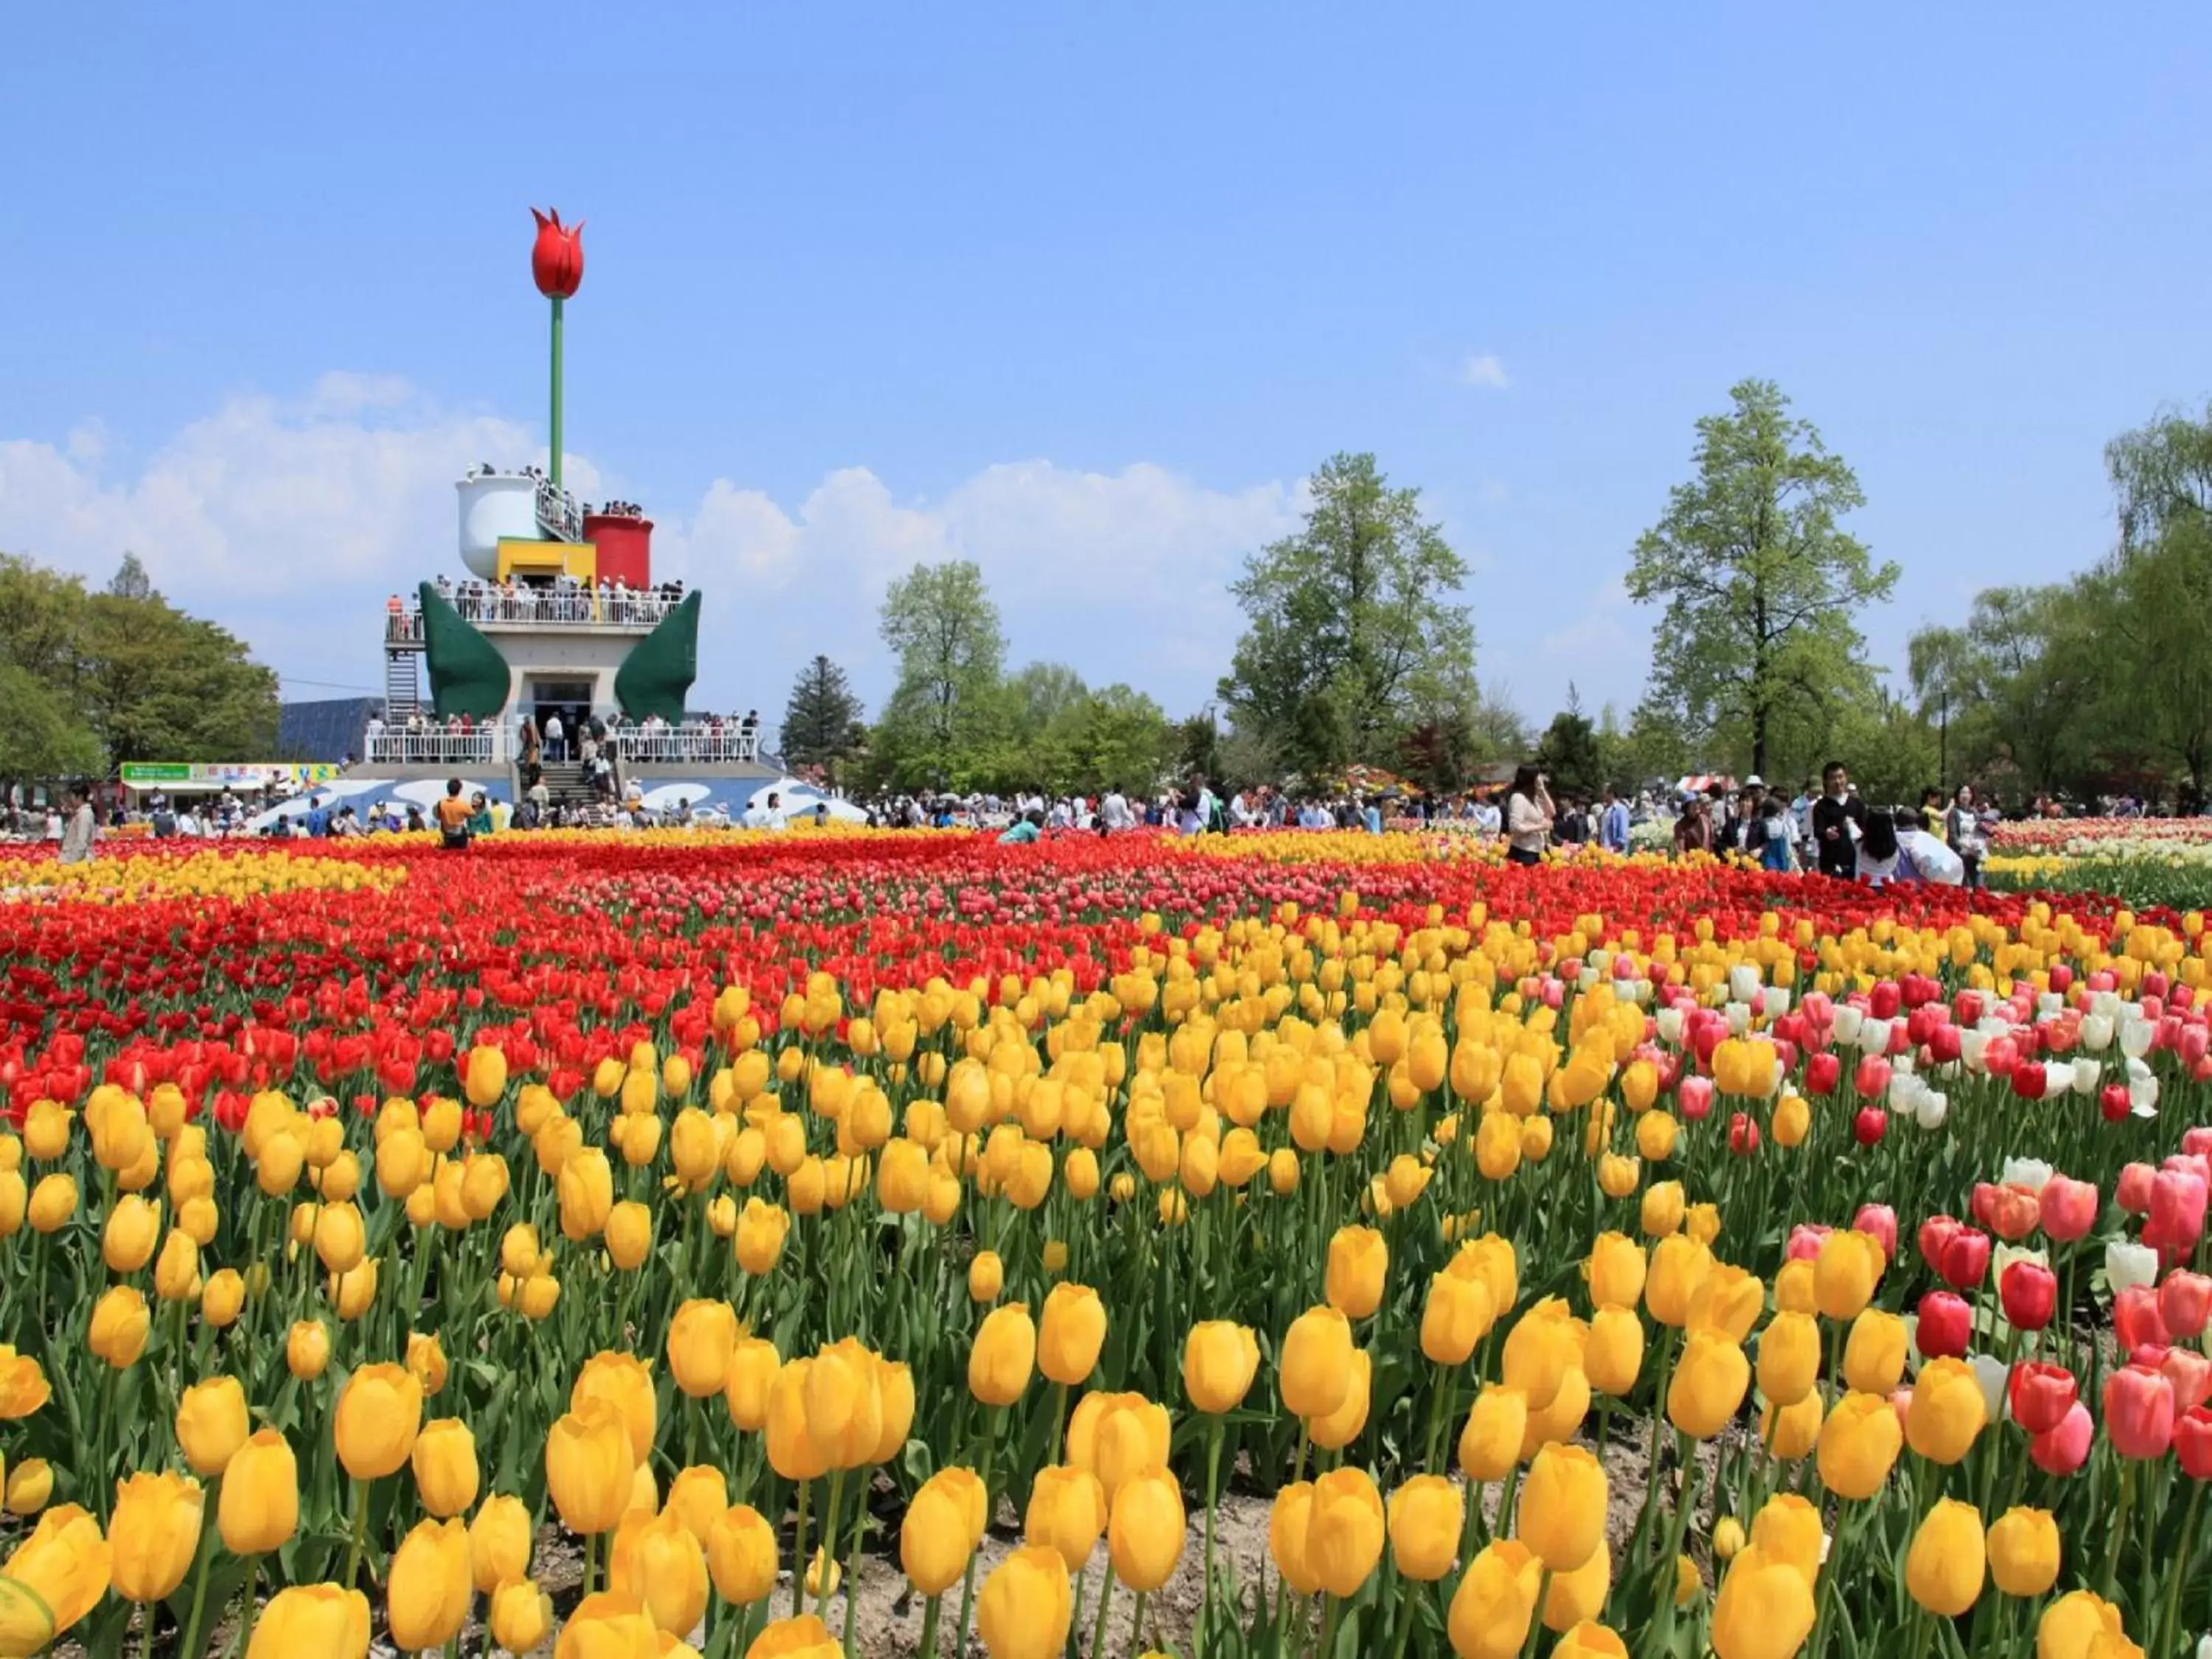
[1811,759,1865,878]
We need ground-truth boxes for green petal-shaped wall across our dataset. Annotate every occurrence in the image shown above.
[418,581,511,719]
[614,591,700,722]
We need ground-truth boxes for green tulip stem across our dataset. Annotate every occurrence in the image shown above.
[815,1470,846,1621]
[340,1477,371,1592]
[1066,1566,1090,1659]
[2101,1460,2132,1601]
[1195,1416,1225,1659]
[1090,1569,1117,1659]
[2160,1475,2205,1659]
[226,1554,259,1659]
[956,1420,1001,1659]
[791,1479,811,1618]
[1655,1428,1701,1650]
[841,1475,868,1659]
[1384,1562,1421,1659]
[1047,1380,1069,1469]
[1519,1571,1551,1659]
[176,1492,219,1659]
[1128,1589,1150,1659]
[917,1593,942,1659]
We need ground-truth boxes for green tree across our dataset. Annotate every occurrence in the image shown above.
[79,562,279,765]
[872,560,1008,790]
[1046,686,1175,796]
[1907,585,2093,799]
[779,654,865,779]
[1534,687,1607,799]
[1218,453,1477,776]
[1627,380,1898,779]
[0,661,104,796]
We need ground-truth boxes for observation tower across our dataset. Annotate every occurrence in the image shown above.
[346,209,777,821]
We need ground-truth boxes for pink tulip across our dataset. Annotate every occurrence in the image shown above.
[1853,1204,1898,1262]
[2029,1400,2094,1475]
[2038,1175,2100,1242]
[1785,1223,1832,1262]
[2148,1169,2209,1251]
[2162,1346,2212,1415]
[2116,1284,2173,1354]
[2118,1163,2159,1215]
[2162,1270,2212,1340]
[2106,1363,2178,1458]
[1677,1075,1714,1121]
[2183,1127,2212,1160]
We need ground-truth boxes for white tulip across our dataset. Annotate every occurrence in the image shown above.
[2002,1157,2054,1193]
[2194,1635,2211,1659]
[1969,1353,2009,1422]
[2122,1018,2157,1060]
[1859,1018,1893,1058]
[1834,1005,1864,1045]
[2072,1057,2102,1096]
[1589,949,1613,977]
[1627,978,1652,1006]
[2091,990,2122,1021]
[1577,967,1601,992]
[1657,1007,1683,1046]
[2037,992,2064,1018]
[1730,965,1761,1004]
[2132,1074,2160,1118]
[1994,1243,2051,1284]
[1889,1072,1923,1113]
[1725,1001,1752,1036]
[1915,1090,1950,1130]
[1960,1030,1989,1074]
[2081,1013,2115,1053]
[2107,1239,2160,1292]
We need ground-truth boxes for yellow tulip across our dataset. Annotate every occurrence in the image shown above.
[1813,1229,1883,1321]
[386,1517,473,1651]
[470,1494,534,1593]
[175,1376,248,1477]
[968,1248,1005,1303]
[109,1470,204,1603]
[1747,1494,1822,1585]
[975,1544,1073,1659]
[1459,1385,1530,1484]
[1038,1284,1107,1386]
[970,1304,1038,1406]
[1300,1467,1383,1599]
[286,1319,330,1380]
[571,1351,658,1465]
[1711,1543,1817,1659]
[88,1285,149,1368]
[1585,1233,1646,1311]
[2036,1590,2128,1658]
[489,1577,553,1655]
[1501,1299,1585,1413]
[1281,1306,1356,1419]
[1666,1329,1750,1439]
[611,1509,709,1637]
[1842,1309,1907,1396]
[3,1460,52,1518]
[667,1299,740,1399]
[102,1194,161,1273]
[411,1418,480,1519]
[1386,1474,1463,1581]
[1905,1357,1988,1466]
[1583,1306,1644,1398]
[1448,1538,1541,1659]
[1023,1465,1106,1576]
[1308,1349,1373,1451]
[1182,1321,1261,1413]
[1517,1442,1607,1572]
[706,1503,779,1605]
[1644,1235,1711,1328]
[725,1338,780,1433]
[246,1585,371,1659]
[1904,1498,1986,1617]
[1817,1391,1903,1500]
[1324,1225,1388,1319]
[1107,1469,1187,1593]
[1422,1272,1495,1368]
[546,1399,636,1535]
[333,1363,422,1481]
[1756,1310,1821,1408]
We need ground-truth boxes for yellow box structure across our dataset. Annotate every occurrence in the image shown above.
[495,538,597,582]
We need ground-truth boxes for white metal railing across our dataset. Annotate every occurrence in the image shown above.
[364,722,759,768]
[364,728,512,766]
[535,476,586,543]
[602,726,762,764]
[390,587,685,635]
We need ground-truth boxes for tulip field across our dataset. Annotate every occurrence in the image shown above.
[7,830,2212,1658]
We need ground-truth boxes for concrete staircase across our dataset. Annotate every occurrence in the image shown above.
[531,760,600,813]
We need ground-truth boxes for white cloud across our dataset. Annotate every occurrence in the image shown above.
[0,378,1299,723]
[1461,352,1512,389]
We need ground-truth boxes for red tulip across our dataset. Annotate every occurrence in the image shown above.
[2105,1363,2177,1458]
[1853,1106,1887,1147]
[2010,1061,2046,1100]
[1853,1056,1891,1098]
[1927,1023,1962,1065]
[2161,1270,2212,1340]
[1916,1290,1972,1359]
[2100,1082,2131,1122]
[1728,1112,1760,1156]
[2029,1400,2094,1475]
[2009,1361,2078,1436]
[1972,1182,2042,1242]
[1937,1228,1991,1292]
[2115,1283,2172,1354]
[2178,1407,2212,1479]
[1998,1261,2057,1332]
[2037,1175,2100,1242]
[531,207,585,299]
[2148,1169,2210,1251]
[1917,1214,1963,1268]
[1806,1051,1841,1096]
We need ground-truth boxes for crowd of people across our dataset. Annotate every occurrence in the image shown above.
[365,708,761,767]
[383,573,688,638]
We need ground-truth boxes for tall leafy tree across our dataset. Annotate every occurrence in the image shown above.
[779,654,864,776]
[1534,688,1607,799]
[1627,380,1898,779]
[1218,453,1477,776]
[872,560,1007,790]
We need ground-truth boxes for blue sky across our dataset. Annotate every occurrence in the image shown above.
[4,4,2208,741]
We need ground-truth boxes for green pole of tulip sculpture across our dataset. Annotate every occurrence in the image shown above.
[530,208,585,492]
